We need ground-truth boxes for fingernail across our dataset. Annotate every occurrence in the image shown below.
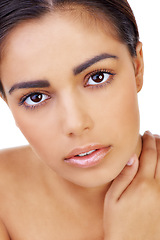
[145,130,152,135]
[127,155,136,166]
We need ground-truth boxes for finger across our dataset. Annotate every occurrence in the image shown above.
[138,131,157,178]
[105,154,139,202]
[154,135,160,179]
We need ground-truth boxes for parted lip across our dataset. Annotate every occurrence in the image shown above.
[64,144,111,160]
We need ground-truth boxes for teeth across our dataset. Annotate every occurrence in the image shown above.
[77,150,96,157]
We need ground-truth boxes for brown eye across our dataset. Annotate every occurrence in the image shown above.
[30,93,43,103]
[24,92,49,106]
[92,72,105,83]
[85,71,114,87]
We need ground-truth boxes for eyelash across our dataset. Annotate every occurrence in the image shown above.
[18,69,116,110]
[84,69,116,89]
[18,91,51,110]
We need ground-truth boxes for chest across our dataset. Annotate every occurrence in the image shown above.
[1,192,104,240]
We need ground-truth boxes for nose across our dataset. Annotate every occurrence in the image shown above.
[60,92,94,137]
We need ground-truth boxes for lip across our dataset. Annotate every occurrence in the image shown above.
[64,144,112,168]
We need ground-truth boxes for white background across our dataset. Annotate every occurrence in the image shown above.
[0,0,160,149]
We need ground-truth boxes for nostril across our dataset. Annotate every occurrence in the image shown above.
[68,132,74,137]
[67,125,91,137]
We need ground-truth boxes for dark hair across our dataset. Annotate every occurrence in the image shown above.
[0,0,139,97]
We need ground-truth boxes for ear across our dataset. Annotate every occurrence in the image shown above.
[133,42,144,93]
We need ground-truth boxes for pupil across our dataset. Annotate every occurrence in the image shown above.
[31,94,42,102]
[92,73,104,83]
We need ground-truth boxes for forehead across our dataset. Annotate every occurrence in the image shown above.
[0,11,129,83]
[1,8,118,57]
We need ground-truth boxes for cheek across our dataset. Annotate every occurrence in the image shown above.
[93,75,140,150]
[113,85,139,132]
[114,87,140,151]
[10,107,63,161]
[17,115,66,172]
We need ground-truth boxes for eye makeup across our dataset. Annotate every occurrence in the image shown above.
[16,67,116,110]
[18,91,51,110]
[84,69,116,88]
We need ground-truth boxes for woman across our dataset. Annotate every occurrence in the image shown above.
[0,0,160,239]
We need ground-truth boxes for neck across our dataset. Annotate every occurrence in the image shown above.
[56,173,110,207]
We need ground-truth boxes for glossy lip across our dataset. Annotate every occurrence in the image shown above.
[64,144,112,168]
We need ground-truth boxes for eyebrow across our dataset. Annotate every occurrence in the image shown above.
[8,53,117,94]
[73,53,118,75]
[9,80,50,94]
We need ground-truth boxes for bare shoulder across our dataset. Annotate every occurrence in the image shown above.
[0,145,39,188]
[0,145,34,163]
[0,147,35,239]
[0,144,37,164]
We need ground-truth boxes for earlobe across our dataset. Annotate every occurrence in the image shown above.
[134,42,144,93]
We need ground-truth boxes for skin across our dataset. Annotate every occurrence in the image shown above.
[104,132,160,240]
[1,13,142,188]
[0,10,159,240]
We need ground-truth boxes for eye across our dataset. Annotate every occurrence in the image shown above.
[25,93,48,105]
[19,92,50,108]
[85,70,115,87]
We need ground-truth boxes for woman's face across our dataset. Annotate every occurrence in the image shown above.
[0,12,143,187]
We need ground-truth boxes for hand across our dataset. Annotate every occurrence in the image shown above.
[103,131,160,240]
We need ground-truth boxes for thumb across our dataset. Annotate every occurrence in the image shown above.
[105,154,139,202]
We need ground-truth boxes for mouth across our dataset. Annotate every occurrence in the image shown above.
[64,145,112,168]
